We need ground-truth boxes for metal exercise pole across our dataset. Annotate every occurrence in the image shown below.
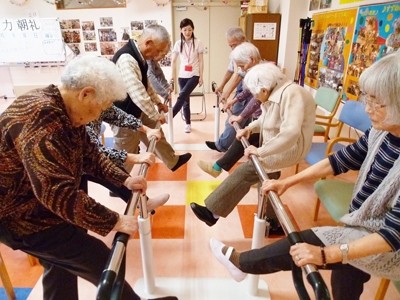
[166,80,174,147]
[97,137,158,300]
[211,81,220,141]
[226,108,331,300]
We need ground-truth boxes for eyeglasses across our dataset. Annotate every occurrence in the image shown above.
[359,92,386,110]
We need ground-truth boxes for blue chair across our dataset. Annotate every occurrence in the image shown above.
[305,100,371,167]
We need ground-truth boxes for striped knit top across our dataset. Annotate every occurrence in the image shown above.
[329,129,400,250]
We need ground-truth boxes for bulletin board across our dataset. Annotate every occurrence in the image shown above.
[0,18,66,64]
[304,8,358,91]
[343,2,400,100]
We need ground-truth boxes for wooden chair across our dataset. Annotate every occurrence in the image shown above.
[375,279,400,300]
[310,101,371,221]
[313,86,342,142]
[0,250,15,300]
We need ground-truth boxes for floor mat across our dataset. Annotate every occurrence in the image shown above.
[147,162,187,181]
[134,205,185,239]
[237,204,298,239]
[185,180,222,206]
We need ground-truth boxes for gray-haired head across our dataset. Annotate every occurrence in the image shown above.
[226,27,246,49]
[226,27,245,41]
[142,24,171,46]
[60,55,127,103]
[359,51,400,124]
[230,42,261,69]
[244,62,286,95]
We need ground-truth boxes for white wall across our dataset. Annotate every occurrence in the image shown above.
[1,0,172,94]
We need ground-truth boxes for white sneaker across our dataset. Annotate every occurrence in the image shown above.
[184,124,191,133]
[209,239,247,282]
[146,193,170,211]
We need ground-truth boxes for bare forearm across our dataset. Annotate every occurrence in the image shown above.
[325,233,392,264]
[284,158,334,190]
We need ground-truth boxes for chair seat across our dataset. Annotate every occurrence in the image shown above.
[314,180,354,222]
[190,92,204,97]
[305,142,345,165]
[314,124,326,134]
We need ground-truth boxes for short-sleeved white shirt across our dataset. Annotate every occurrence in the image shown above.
[172,37,204,78]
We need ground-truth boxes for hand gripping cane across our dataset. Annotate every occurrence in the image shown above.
[96,136,158,300]
[226,107,331,300]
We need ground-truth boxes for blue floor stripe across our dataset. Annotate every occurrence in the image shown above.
[0,288,32,300]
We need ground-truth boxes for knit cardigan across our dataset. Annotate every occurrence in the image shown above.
[312,128,400,280]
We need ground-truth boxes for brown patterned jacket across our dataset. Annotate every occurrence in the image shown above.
[0,85,129,237]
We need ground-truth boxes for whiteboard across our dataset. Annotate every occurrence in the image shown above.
[0,18,66,64]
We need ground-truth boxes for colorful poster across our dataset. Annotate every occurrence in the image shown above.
[304,8,357,91]
[343,2,400,100]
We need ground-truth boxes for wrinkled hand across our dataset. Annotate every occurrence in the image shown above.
[113,214,138,238]
[124,175,147,193]
[158,114,166,125]
[244,145,258,158]
[261,178,288,196]
[145,128,161,141]
[157,103,168,113]
[198,78,204,87]
[221,91,230,103]
[215,86,223,96]
[289,243,323,267]
[134,152,155,166]
[229,115,242,125]
[236,128,250,140]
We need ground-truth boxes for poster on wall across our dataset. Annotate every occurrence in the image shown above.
[343,2,400,100]
[304,8,357,91]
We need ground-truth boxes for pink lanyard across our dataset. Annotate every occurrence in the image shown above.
[183,40,193,63]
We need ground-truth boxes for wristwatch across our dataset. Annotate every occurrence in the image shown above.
[339,243,349,264]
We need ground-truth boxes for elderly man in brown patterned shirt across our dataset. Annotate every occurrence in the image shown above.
[0,55,176,300]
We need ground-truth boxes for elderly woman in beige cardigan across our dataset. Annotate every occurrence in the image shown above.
[190,62,316,227]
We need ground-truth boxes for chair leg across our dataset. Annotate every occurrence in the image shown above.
[313,198,321,221]
[0,251,16,300]
[375,278,390,300]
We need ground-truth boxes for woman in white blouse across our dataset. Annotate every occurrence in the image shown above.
[170,18,204,133]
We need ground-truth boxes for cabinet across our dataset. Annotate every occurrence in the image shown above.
[239,13,281,63]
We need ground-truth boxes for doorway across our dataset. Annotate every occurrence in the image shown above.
[172,5,241,93]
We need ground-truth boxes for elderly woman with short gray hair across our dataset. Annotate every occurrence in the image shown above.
[191,62,316,229]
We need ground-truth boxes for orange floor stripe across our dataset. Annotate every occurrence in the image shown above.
[134,205,185,239]
[146,162,187,181]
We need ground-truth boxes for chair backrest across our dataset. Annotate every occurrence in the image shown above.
[338,100,371,133]
[314,87,340,113]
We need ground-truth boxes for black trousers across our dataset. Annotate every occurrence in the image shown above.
[217,133,260,171]
[0,223,140,300]
[239,229,371,300]
[80,174,132,202]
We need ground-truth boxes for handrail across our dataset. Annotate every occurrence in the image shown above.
[96,137,157,300]
[212,81,330,300]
